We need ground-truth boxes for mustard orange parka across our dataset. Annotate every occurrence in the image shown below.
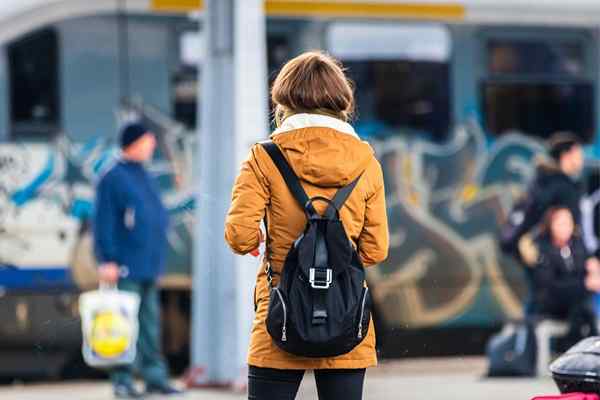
[225,114,389,370]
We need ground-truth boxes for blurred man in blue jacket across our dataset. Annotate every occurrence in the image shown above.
[94,122,181,398]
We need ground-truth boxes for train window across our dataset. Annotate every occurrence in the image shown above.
[8,28,60,139]
[346,61,450,141]
[328,23,451,141]
[267,35,292,81]
[482,83,595,141]
[488,40,585,77]
[482,37,594,142]
[173,30,203,130]
[267,33,294,129]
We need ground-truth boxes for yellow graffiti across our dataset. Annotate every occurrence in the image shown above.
[460,183,479,203]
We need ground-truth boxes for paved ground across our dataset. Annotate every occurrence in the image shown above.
[0,357,560,399]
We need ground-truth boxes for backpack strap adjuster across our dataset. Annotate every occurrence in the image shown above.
[265,262,279,287]
[309,267,332,289]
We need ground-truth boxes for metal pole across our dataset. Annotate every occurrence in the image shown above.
[191,0,267,386]
[192,0,236,385]
[233,0,269,381]
[117,0,130,103]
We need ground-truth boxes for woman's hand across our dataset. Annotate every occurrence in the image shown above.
[586,273,600,293]
[585,258,600,292]
[98,262,120,284]
[517,235,538,267]
[587,257,600,274]
[250,230,265,257]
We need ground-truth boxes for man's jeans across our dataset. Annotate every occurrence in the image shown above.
[111,280,169,388]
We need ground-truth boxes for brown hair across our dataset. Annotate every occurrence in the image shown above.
[271,51,354,127]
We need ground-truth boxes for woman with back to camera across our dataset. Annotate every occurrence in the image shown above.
[224,51,389,399]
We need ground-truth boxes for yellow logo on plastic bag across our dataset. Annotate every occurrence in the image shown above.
[89,311,132,358]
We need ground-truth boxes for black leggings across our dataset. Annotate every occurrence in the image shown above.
[248,366,366,400]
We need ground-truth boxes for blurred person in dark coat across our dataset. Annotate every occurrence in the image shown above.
[501,132,586,255]
[522,207,600,345]
[94,123,182,398]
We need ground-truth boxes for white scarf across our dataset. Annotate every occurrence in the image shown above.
[272,113,359,138]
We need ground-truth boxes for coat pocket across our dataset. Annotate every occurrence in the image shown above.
[124,207,136,229]
[124,206,149,247]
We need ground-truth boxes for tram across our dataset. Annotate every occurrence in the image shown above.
[0,0,598,376]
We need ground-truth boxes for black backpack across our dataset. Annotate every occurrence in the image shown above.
[260,141,372,358]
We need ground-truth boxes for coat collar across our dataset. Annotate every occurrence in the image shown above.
[272,113,359,138]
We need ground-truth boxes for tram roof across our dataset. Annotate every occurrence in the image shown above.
[2,0,600,44]
[0,0,148,43]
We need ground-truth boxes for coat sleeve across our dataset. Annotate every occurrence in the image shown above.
[501,182,551,253]
[358,161,389,267]
[225,146,270,255]
[93,175,120,264]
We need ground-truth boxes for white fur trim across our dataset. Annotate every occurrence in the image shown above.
[272,113,358,138]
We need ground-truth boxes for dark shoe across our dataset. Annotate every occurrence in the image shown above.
[114,384,144,399]
[146,383,184,396]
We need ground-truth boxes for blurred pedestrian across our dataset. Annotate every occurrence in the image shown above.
[501,132,587,254]
[225,51,389,400]
[94,122,182,398]
[522,207,600,340]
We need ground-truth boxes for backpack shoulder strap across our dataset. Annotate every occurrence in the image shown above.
[260,140,317,215]
[324,173,363,219]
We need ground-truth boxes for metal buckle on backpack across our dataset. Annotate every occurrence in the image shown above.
[265,262,273,285]
[309,268,332,289]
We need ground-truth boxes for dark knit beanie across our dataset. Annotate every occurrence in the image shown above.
[120,122,149,149]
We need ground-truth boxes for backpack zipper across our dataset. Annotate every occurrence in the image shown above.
[273,288,287,342]
[357,287,369,339]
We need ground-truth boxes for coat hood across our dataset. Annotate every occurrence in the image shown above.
[270,114,375,187]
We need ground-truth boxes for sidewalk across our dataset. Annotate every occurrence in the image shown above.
[0,357,560,400]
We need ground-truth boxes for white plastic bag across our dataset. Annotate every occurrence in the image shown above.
[79,286,140,368]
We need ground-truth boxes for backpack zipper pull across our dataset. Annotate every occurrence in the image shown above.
[273,288,287,342]
[357,287,369,339]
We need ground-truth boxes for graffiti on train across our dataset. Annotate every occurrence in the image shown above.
[0,131,196,281]
[368,120,571,329]
[1,118,596,324]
